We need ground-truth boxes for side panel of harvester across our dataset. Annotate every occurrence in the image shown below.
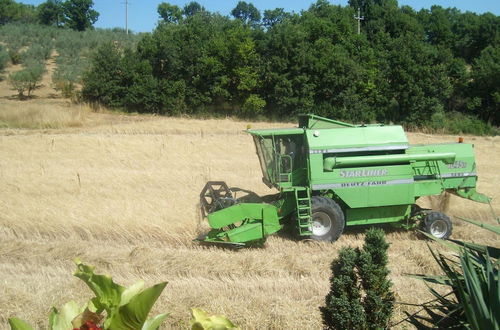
[307,125,415,208]
[307,125,487,227]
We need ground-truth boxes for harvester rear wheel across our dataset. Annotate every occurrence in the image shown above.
[423,211,452,239]
[310,196,345,242]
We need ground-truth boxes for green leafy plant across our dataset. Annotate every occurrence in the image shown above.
[190,308,241,330]
[404,217,500,329]
[321,228,394,330]
[358,228,395,329]
[8,260,240,330]
[9,259,168,330]
[321,246,366,329]
[8,64,45,99]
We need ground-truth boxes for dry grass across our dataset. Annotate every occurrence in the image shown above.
[0,99,89,129]
[0,111,498,329]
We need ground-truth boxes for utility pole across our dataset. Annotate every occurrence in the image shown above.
[354,7,364,35]
[125,0,129,34]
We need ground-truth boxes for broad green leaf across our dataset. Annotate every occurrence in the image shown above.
[449,239,500,259]
[142,313,168,330]
[8,318,33,330]
[191,308,209,323]
[456,217,500,235]
[71,307,104,329]
[108,282,167,330]
[49,301,85,330]
[419,231,462,253]
[190,308,240,330]
[120,280,145,307]
[73,259,125,313]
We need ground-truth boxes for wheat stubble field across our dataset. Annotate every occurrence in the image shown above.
[0,110,498,329]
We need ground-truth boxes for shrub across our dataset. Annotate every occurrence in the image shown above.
[8,64,45,98]
[241,94,266,116]
[322,247,366,329]
[321,228,394,330]
[21,42,53,63]
[429,111,493,136]
[0,45,9,71]
[9,50,21,65]
[358,228,395,329]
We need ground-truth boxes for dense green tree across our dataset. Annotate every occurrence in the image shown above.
[37,0,63,26]
[469,45,500,124]
[157,2,182,24]
[385,35,452,124]
[80,0,499,130]
[82,43,125,108]
[231,1,261,25]
[262,8,288,28]
[418,6,455,47]
[63,0,98,31]
[0,0,36,24]
[183,1,204,17]
[451,12,500,62]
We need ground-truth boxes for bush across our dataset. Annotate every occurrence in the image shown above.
[321,228,394,330]
[241,94,266,116]
[429,111,494,135]
[8,64,45,98]
[21,42,53,63]
[322,246,366,329]
[358,229,395,329]
[0,46,9,71]
[9,50,21,65]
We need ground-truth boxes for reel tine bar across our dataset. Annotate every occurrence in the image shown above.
[200,181,233,217]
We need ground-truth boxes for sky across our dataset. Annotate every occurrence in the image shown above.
[19,0,500,33]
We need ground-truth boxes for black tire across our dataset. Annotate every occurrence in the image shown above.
[310,196,345,242]
[423,211,452,239]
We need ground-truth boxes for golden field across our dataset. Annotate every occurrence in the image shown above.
[0,63,499,329]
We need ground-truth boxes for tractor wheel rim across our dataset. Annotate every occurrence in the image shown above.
[312,211,332,236]
[430,219,448,238]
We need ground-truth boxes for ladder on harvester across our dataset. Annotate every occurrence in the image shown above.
[295,187,312,236]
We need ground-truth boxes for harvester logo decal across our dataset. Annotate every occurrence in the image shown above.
[313,178,414,190]
[339,169,389,178]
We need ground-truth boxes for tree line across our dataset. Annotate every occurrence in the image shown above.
[2,0,499,130]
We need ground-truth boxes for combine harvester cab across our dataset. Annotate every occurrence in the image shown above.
[197,114,490,247]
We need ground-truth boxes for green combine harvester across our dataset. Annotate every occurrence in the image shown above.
[198,114,490,246]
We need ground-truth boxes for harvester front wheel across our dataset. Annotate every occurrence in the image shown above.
[423,211,452,239]
[310,196,345,242]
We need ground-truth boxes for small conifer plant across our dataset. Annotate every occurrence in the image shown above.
[321,228,394,330]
